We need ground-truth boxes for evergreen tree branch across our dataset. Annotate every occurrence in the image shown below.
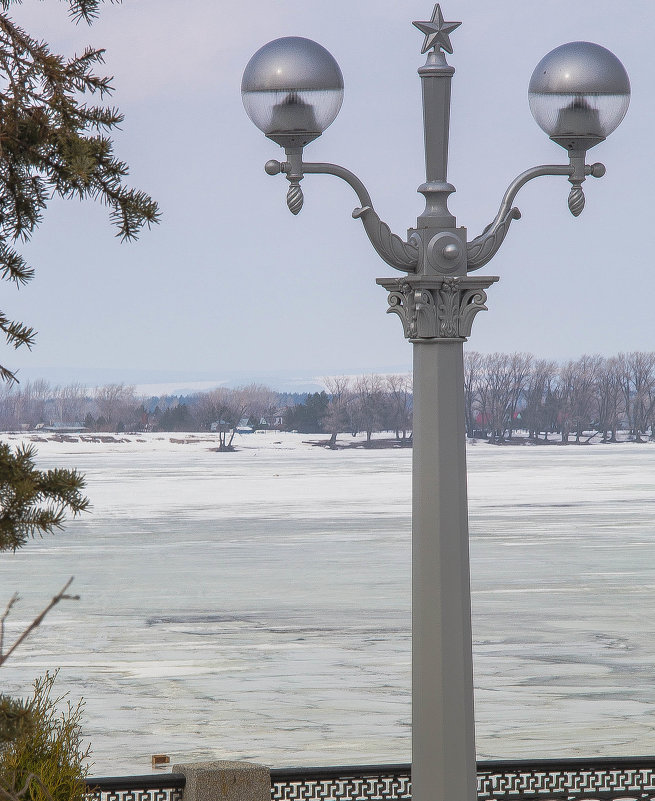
[0,443,90,552]
[0,2,159,381]
[0,314,36,350]
[0,245,35,286]
[0,365,18,384]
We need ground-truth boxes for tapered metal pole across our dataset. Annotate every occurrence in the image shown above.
[381,11,496,801]
[412,339,476,801]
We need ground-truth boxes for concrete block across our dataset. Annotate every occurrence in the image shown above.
[172,760,271,801]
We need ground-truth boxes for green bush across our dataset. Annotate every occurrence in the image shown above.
[0,672,90,801]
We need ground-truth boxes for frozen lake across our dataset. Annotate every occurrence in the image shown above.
[1,432,655,775]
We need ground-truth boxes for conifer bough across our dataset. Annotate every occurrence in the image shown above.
[0,0,160,383]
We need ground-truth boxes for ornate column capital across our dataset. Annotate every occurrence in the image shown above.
[376,274,498,341]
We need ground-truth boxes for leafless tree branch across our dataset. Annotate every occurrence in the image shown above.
[0,577,78,667]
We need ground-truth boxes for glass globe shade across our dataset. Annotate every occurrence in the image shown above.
[528,41,630,144]
[242,37,344,146]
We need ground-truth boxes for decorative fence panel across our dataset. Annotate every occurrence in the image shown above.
[86,757,655,801]
[476,759,655,801]
[85,773,186,801]
[270,764,411,801]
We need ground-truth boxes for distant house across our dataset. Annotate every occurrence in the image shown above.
[236,419,254,434]
[41,422,87,433]
[210,419,230,433]
[259,413,284,429]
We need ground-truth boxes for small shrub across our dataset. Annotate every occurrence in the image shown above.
[0,672,90,801]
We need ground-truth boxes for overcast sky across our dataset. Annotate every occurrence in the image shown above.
[4,0,653,390]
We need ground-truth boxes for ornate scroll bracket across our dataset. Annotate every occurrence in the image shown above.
[352,206,419,272]
[466,162,605,272]
[266,157,419,273]
[466,207,521,272]
[376,274,498,340]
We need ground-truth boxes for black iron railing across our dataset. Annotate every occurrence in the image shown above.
[86,757,655,801]
[270,764,411,801]
[476,758,655,801]
[86,772,186,801]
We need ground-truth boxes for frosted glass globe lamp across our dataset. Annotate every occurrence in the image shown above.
[529,41,630,153]
[241,36,344,149]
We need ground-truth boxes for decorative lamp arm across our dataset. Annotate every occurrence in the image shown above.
[466,161,606,272]
[265,157,419,273]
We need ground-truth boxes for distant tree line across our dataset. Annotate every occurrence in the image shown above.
[0,382,278,438]
[1,353,654,444]
[0,375,413,445]
[465,351,655,443]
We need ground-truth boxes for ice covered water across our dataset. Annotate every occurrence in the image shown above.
[1,433,655,775]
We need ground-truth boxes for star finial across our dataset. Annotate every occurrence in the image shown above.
[413,4,461,55]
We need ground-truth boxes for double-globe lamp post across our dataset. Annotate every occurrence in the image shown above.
[242,7,630,801]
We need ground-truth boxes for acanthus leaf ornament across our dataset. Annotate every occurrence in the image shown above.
[386,284,435,339]
[459,286,492,337]
[466,207,521,271]
[352,206,419,272]
[377,274,498,341]
[437,277,460,337]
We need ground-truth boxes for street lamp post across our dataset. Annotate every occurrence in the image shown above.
[242,7,630,801]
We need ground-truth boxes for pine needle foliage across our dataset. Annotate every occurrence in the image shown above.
[0,0,160,382]
[0,672,90,801]
[0,442,89,552]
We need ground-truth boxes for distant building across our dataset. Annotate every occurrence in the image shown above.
[210,419,230,432]
[40,422,87,433]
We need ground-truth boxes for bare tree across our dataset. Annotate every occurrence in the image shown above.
[384,373,412,442]
[200,388,242,449]
[322,376,354,447]
[195,384,277,449]
[94,383,136,430]
[622,352,655,442]
[569,354,602,442]
[463,351,483,437]
[192,388,224,432]
[5,380,52,429]
[480,353,514,442]
[0,382,18,430]
[53,384,88,424]
[596,356,624,442]
[236,383,279,429]
[506,353,533,440]
[351,375,386,445]
[555,361,577,444]
[522,359,558,441]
